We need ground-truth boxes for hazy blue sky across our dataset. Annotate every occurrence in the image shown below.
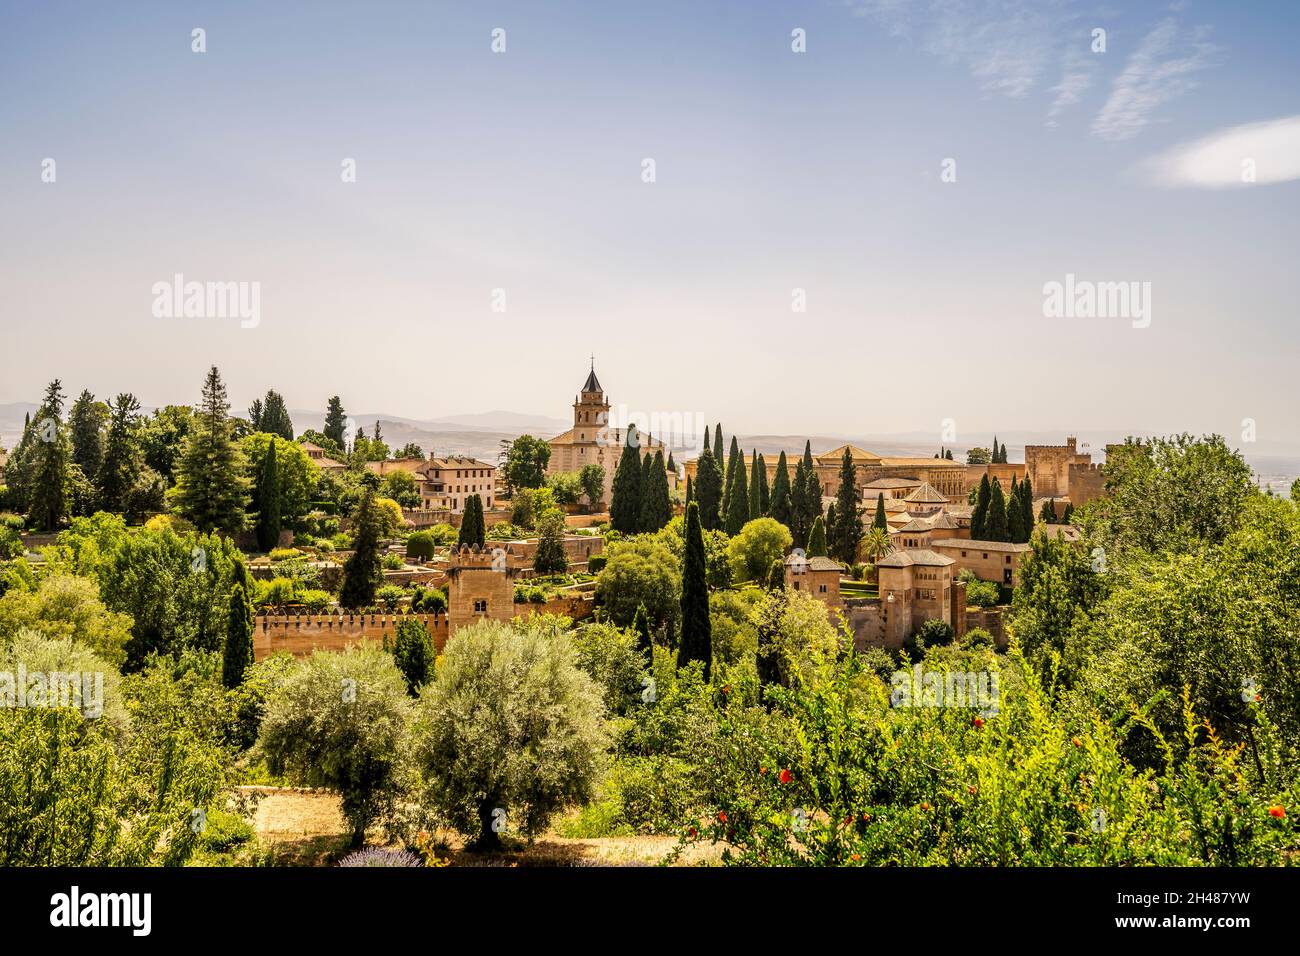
[2,0,1297,448]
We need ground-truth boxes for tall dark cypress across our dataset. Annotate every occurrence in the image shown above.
[457,494,486,548]
[721,436,741,524]
[609,426,645,533]
[830,446,862,563]
[972,474,991,540]
[873,492,888,531]
[1020,474,1034,538]
[790,456,810,548]
[685,474,693,507]
[769,451,792,527]
[676,502,712,681]
[222,571,255,689]
[757,453,770,516]
[724,453,750,536]
[694,446,723,531]
[632,603,653,665]
[714,424,724,465]
[255,438,282,552]
[341,481,383,609]
[748,452,762,520]
[639,449,672,533]
[1007,478,1025,545]
[987,478,1009,542]
[323,396,348,449]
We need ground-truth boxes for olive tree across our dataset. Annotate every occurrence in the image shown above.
[256,643,413,845]
[411,620,607,849]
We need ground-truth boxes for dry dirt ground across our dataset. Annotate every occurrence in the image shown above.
[243,788,723,867]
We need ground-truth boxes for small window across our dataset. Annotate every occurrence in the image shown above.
[473,599,488,614]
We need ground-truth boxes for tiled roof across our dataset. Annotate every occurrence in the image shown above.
[816,444,881,464]
[864,477,922,489]
[785,554,842,572]
[932,538,1030,552]
[877,549,954,568]
[905,481,949,503]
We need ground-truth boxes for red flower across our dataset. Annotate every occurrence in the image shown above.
[850,853,861,861]
[1071,737,1082,747]
[973,717,985,728]
[723,685,731,695]
[1254,693,1262,702]
[688,826,698,837]
[760,767,768,775]
[968,785,977,795]
[779,768,793,784]
[1269,805,1286,819]
[920,802,931,811]
[718,810,728,823]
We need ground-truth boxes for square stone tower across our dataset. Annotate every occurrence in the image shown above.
[446,545,519,633]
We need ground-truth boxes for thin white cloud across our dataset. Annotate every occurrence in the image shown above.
[1135,115,1300,188]
[1091,18,1215,141]
[1046,47,1094,127]
[850,0,1073,99]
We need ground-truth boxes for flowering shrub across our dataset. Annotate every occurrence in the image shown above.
[683,648,1299,866]
[336,847,422,867]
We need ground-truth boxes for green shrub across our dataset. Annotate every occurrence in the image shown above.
[198,808,255,851]
[269,548,300,562]
[587,554,607,573]
[406,530,436,561]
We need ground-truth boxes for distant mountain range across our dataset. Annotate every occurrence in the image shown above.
[2,402,1297,491]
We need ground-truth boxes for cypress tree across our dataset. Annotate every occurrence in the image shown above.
[255,438,282,552]
[638,452,655,529]
[702,428,711,455]
[639,450,672,533]
[1020,474,1035,536]
[769,451,792,527]
[972,475,991,539]
[757,453,770,516]
[790,456,810,548]
[721,436,741,524]
[987,478,1009,542]
[392,618,435,695]
[694,446,723,531]
[724,453,750,536]
[831,446,863,563]
[222,573,255,689]
[534,510,568,573]
[748,452,761,520]
[341,480,383,608]
[609,426,645,533]
[323,396,348,448]
[97,393,142,515]
[26,380,71,532]
[676,502,712,681]
[714,424,724,464]
[873,492,888,531]
[685,474,693,507]
[807,515,828,557]
[458,494,486,548]
[632,603,653,664]
[172,366,251,535]
[1007,478,1025,544]
[1062,502,1075,523]
[68,389,105,483]
[1039,498,1058,523]
[791,441,820,549]
[258,390,295,440]
[667,451,677,473]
